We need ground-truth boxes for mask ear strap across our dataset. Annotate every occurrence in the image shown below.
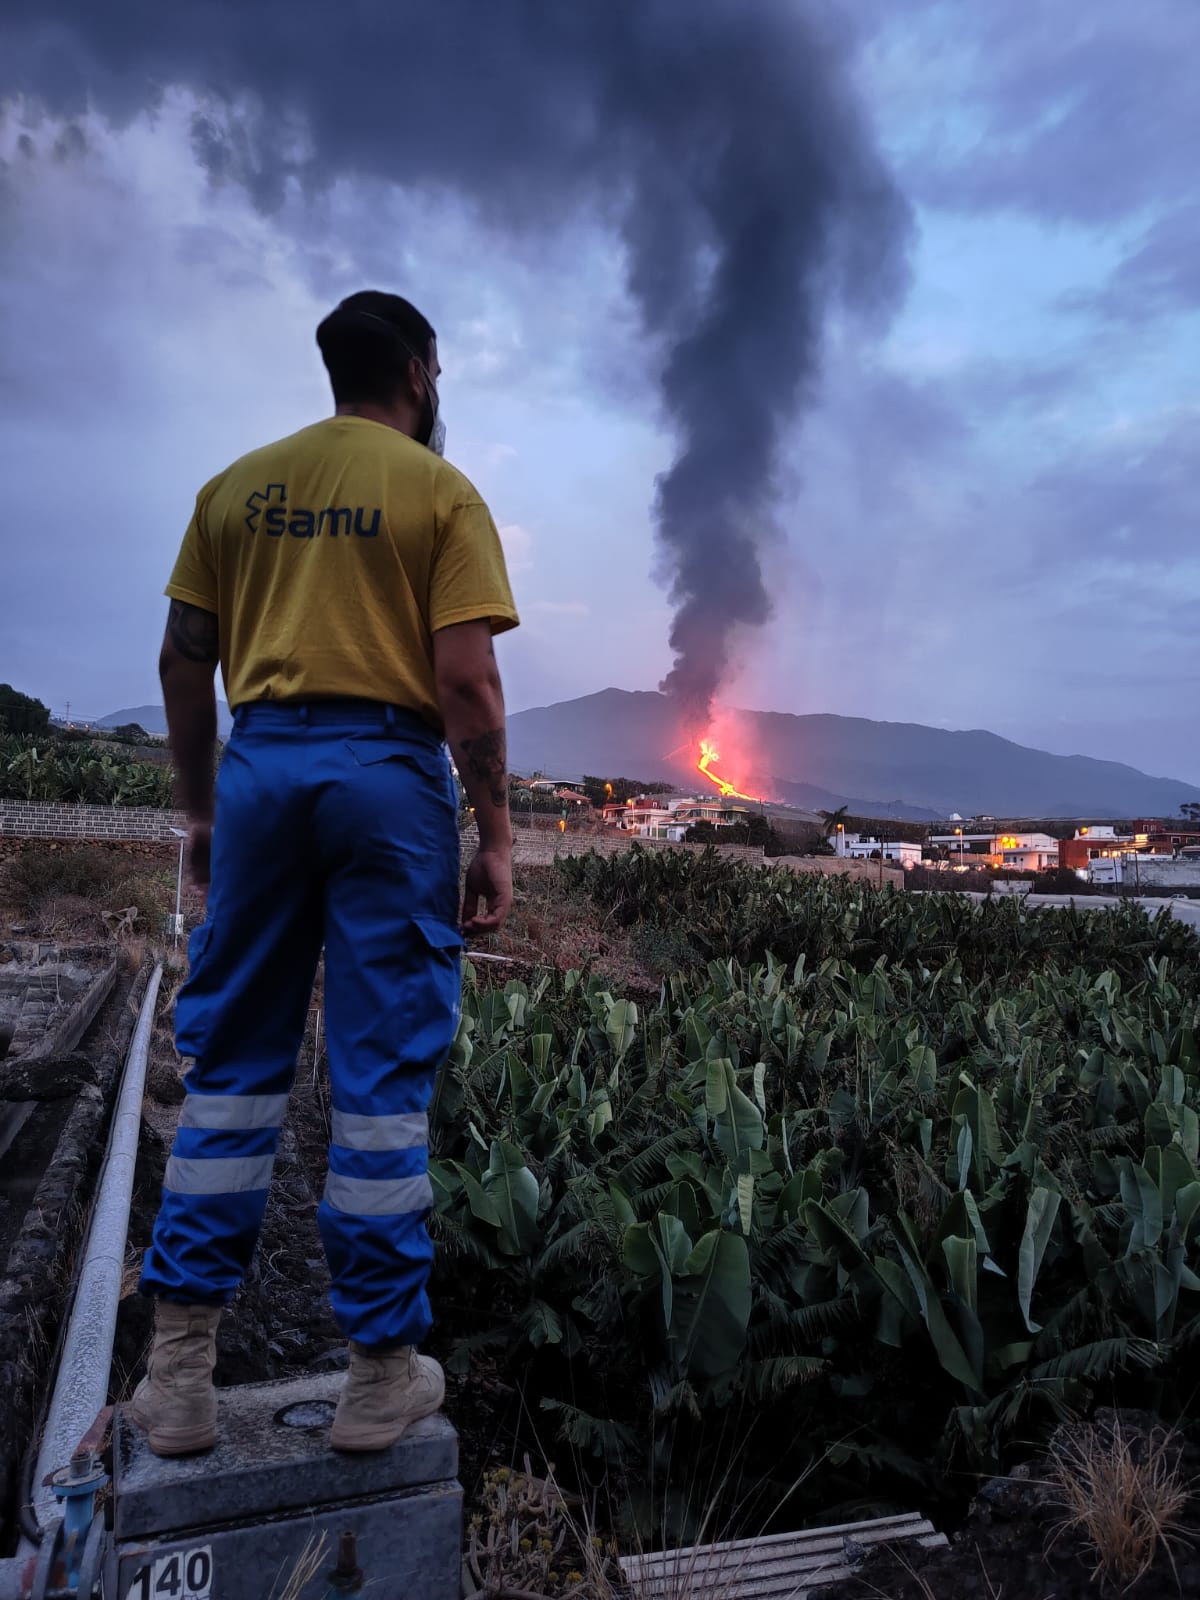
[417,376,437,447]
[344,308,436,442]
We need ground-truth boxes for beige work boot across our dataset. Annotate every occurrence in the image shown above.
[128,1301,221,1456]
[330,1343,445,1452]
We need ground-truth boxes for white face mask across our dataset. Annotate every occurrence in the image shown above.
[420,365,446,457]
[427,395,446,457]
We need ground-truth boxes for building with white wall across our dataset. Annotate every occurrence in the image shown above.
[927,830,1059,870]
[993,832,1060,871]
[602,796,752,842]
[831,833,922,868]
[1089,854,1200,889]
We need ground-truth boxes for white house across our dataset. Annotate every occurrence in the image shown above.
[928,830,1059,870]
[993,832,1060,872]
[831,833,922,868]
[605,795,755,842]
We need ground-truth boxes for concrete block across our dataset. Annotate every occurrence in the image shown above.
[111,1374,460,1600]
[114,1372,458,1537]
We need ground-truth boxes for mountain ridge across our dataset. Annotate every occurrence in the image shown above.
[95,703,235,737]
[506,688,1200,820]
[95,688,1200,820]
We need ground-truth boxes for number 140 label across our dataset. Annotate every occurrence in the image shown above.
[129,1545,213,1599]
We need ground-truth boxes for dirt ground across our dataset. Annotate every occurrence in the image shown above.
[823,1411,1200,1600]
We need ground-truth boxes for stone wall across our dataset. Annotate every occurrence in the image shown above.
[0,836,179,870]
[772,854,905,890]
[0,800,188,842]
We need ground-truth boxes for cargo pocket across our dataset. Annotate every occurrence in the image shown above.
[412,915,465,1036]
[186,919,215,971]
[412,915,465,956]
[345,737,448,783]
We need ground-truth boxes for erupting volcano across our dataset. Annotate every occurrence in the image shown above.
[696,738,761,802]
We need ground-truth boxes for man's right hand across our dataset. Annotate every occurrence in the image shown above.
[188,819,213,893]
[461,846,513,935]
[434,618,515,938]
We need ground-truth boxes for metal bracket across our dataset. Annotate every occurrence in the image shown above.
[73,1516,106,1599]
[28,1517,61,1600]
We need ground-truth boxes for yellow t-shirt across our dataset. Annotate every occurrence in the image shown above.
[165,416,519,730]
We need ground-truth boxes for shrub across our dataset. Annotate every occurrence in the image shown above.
[109,873,172,934]
[0,685,50,737]
[630,921,701,978]
[0,847,117,913]
[31,894,105,938]
[1049,1417,1190,1588]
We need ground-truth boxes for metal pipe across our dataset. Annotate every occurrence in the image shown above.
[0,1556,37,1600]
[21,964,163,1545]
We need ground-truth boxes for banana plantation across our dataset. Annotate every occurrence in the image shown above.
[0,733,174,806]
[429,850,1200,1533]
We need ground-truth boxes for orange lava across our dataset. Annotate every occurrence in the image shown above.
[696,738,760,801]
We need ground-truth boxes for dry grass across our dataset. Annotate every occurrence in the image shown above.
[458,1409,830,1600]
[476,864,656,991]
[1048,1417,1192,1591]
[29,893,106,939]
[109,1323,151,1404]
[269,1530,330,1600]
[0,846,116,914]
[0,843,192,947]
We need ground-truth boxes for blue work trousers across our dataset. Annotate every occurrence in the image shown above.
[140,701,462,1348]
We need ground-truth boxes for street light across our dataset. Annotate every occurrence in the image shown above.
[955,826,964,870]
[168,826,188,947]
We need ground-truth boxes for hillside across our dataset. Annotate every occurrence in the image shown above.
[96,687,1200,819]
[96,703,234,738]
[507,688,1200,820]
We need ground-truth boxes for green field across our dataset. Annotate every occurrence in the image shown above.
[429,849,1200,1538]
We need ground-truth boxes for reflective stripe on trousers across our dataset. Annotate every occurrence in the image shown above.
[139,702,462,1347]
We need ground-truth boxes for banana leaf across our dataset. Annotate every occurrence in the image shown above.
[669,1228,752,1379]
[482,1138,541,1255]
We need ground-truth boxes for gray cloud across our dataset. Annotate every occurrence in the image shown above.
[859,0,1199,224]
[1061,206,1200,323]
[2,0,911,724]
[1029,412,1199,564]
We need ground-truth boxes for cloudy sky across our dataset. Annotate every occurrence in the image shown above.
[1,2,1197,777]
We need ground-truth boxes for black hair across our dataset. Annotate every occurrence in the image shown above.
[315,290,436,406]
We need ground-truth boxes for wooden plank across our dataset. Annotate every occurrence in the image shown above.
[619,1511,947,1598]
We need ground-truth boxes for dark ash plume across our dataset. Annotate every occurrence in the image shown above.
[2,1,909,721]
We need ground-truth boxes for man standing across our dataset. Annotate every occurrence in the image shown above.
[132,291,519,1456]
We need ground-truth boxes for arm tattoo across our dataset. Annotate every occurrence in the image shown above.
[167,599,220,663]
[460,727,508,809]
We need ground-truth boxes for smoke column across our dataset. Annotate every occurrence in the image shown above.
[2,1,909,720]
